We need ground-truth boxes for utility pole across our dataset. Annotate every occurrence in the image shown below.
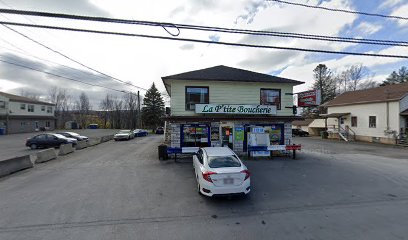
[137,91,141,128]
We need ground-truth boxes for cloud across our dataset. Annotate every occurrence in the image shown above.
[390,4,408,27]
[179,44,195,50]
[379,0,403,9]
[356,22,382,35]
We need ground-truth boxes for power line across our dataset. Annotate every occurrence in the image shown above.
[0,22,147,91]
[0,20,407,59]
[0,8,406,47]
[267,0,408,21]
[0,58,131,94]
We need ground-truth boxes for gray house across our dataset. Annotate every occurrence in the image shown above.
[0,91,56,134]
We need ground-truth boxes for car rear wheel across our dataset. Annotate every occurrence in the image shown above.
[30,144,37,150]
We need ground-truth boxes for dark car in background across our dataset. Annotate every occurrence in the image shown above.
[26,133,77,150]
[292,128,309,137]
[133,129,148,137]
[57,132,89,141]
[155,127,164,134]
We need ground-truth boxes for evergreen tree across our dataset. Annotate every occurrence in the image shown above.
[313,64,336,104]
[142,83,165,130]
[382,66,408,85]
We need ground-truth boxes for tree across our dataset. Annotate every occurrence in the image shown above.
[312,64,336,104]
[47,87,73,128]
[382,66,408,85]
[142,83,164,130]
[99,94,113,128]
[75,92,91,128]
[335,64,376,93]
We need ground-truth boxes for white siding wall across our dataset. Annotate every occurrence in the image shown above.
[327,101,400,138]
[0,95,8,115]
[169,80,295,116]
[9,101,55,117]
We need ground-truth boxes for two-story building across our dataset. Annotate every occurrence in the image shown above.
[161,65,304,155]
[321,82,408,145]
[0,91,56,134]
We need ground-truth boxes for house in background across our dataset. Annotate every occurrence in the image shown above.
[321,82,408,145]
[292,118,326,136]
[0,91,56,134]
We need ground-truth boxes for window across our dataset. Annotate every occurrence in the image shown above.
[46,121,50,128]
[260,89,281,110]
[41,106,45,111]
[28,105,34,112]
[185,87,209,111]
[369,116,376,128]
[340,118,344,124]
[0,101,5,109]
[351,116,357,127]
[47,106,53,113]
[208,155,241,168]
[20,104,26,110]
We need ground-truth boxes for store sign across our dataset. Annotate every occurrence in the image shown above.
[297,90,321,107]
[195,104,276,115]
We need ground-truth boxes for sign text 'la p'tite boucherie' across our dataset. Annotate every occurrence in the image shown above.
[195,104,277,115]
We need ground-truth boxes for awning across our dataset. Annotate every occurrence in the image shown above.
[401,109,408,116]
[319,113,350,118]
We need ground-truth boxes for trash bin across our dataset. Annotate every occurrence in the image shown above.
[158,144,168,160]
[0,128,4,135]
[321,131,328,139]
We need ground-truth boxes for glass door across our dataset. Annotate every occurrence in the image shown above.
[220,124,233,149]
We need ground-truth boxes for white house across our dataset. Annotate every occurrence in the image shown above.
[321,83,408,144]
[0,91,56,134]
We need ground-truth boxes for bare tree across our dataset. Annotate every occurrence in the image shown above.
[123,92,138,129]
[99,94,113,129]
[335,64,374,93]
[47,87,73,128]
[75,92,92,129]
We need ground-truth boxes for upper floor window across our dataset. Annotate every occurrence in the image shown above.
[0,101,5,109]
[260,89,281,110]
[369,116,376,128]
[20,103,26,110]
[47,106,53,113]
[28,105,34,112]
[41,106,45,111]
[185,87,209,111]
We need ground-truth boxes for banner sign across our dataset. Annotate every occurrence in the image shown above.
[297,90,321,107]
[195,104,277,115]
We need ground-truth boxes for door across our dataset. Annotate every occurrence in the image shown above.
[220,124,233,149]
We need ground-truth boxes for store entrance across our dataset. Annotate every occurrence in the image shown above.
[181,124,210,147]
[221,125,233,149]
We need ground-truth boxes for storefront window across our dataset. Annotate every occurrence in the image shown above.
[260,89,281,110]
[182,124,210,147]
[185,87,209,110]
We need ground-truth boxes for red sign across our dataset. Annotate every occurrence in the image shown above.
[297,90,321,107]
[286,145,301,150]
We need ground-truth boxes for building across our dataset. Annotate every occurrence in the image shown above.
[292,118,326,136]
[161,65,304,155]
[0,91,56,134]
[321,82,408,144]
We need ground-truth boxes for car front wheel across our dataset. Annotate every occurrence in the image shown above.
[30,144,37,150]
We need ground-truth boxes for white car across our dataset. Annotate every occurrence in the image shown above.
[193,147,250,197]
[114,130,135,141]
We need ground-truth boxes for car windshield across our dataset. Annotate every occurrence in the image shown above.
[119,130,130,133]
[208,155,241,168]
[67,132,80,136]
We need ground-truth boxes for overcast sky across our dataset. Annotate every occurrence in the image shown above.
[0,0,407,107]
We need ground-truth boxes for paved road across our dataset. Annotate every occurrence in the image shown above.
[0,136,408,239]
[0,129,118,161]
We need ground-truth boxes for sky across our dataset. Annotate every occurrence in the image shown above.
[0,0,407,108]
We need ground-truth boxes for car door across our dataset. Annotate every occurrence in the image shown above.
[34,134,47,147]
[193,149,204,179]
[46,134,60,147]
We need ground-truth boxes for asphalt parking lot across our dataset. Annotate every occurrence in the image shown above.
[0,135,407,239]
[0,129,118,161]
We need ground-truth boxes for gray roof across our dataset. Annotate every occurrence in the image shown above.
[162,65,304,84]
[0,91,54,106]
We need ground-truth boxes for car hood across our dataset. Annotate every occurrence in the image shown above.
[115,133,130,136]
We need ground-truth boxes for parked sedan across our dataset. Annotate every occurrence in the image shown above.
[155,127,164,134]
[57,132,89,141]
[26,133,77,150]
[114,130,135,141]
[133,129,148,137]
[292,129,309,137]
[193,147,250,197]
